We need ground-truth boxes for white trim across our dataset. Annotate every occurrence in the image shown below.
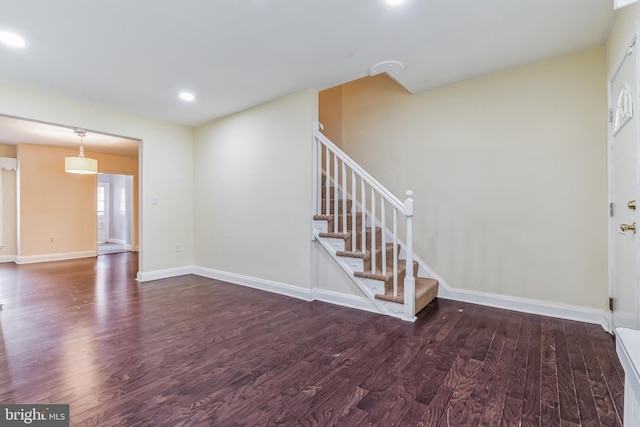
[312,288,379,314]
[107,238,127,245]
[15,250,96,264]
[136,266,192,282]
[192,266,312,302]
[0,255,15,263]
[0,158,16,171]
[614,0,639,10]
[438,285,606,326]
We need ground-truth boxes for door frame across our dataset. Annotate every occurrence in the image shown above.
[608,33,640,333]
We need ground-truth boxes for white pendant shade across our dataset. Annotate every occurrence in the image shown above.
[65,156,98,174]
[65,128,98,174]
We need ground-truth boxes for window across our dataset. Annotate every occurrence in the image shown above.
[119,188,126,215]
[97,186,105,216]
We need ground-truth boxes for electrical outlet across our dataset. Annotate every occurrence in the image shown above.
[175,243,181,252]
[50,237,54,243]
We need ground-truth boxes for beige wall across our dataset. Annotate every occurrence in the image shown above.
[0,84,193,272]
[319,85,343,147]
[18,144,97,257]
[321,48,608,309]
[194,90,317,289]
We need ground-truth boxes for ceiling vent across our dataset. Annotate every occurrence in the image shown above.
[368,60,404,79]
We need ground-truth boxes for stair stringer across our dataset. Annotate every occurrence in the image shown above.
[313,222,406,320]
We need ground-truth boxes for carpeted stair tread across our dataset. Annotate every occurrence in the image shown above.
[317,213,365,233]
[375,278,439,314]
[313,214,333,221]
[353,259,418,281]
[336,243,396,260]
[320,198,353,214]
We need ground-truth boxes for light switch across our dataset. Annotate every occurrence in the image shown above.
[151,195,158,205]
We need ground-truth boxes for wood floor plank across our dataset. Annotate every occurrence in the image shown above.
[456,311,513,425]
[500,315,532,426]
[586,323,625,424]
[540,318,561,427]
[563,320,600,427]
[0,254,626,426]
[479,315,521,426]
[520,315,542,427]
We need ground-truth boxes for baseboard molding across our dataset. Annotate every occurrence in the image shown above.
[134,262,607,327]
[438,285,606,326]
[15,250,96,265]
[108,239,126,245]
[192,266,312,302]
[0,255,16,263]
[311,288,379,314]
[136,266,192,282]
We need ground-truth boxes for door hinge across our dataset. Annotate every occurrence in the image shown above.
[609,297,614,311]
[609,108,614,123]
[610,202,615,217]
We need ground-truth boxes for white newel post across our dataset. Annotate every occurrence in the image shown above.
[312,124,319,221]
[403,190,415,321]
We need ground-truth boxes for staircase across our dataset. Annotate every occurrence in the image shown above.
[312,122,438,321]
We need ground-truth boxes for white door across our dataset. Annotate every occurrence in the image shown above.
[610,39,640,330]
[97,182,110,244]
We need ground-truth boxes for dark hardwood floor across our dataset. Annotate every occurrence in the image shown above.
[0,253,624,426]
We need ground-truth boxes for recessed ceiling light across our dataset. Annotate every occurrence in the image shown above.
[179,92,195,102]
[385,0,405,5]
[0,31,26,48]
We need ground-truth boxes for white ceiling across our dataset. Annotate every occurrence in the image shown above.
[0,115,139,157]
[0,0,616,153]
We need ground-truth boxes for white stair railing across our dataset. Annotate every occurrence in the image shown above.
[312,121,415,321]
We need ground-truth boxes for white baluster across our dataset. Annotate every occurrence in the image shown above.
[342,162,347,234]
[404,190,415,320]
[371,188,376,273]
[325,146,330,218]
[317,139,322,216]
[312,136,318,218]
[393,209,398,297]
[333,153,338,233]
[351,170,356,252]
[381,198,386,276]
[361,180,366,254]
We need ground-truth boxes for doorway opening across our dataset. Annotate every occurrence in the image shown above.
[98,173,134,256]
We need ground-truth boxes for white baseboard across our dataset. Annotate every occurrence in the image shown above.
[108,239,126,245]
[311,288,379,314]
[192,266,312,302]
[0,255,16,263]
[15,250,96,264]
[133,262,608,328]
[438,285,606,326]
[136,266,192,282]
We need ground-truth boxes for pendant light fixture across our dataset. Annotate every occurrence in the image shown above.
[65,128,97,174]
